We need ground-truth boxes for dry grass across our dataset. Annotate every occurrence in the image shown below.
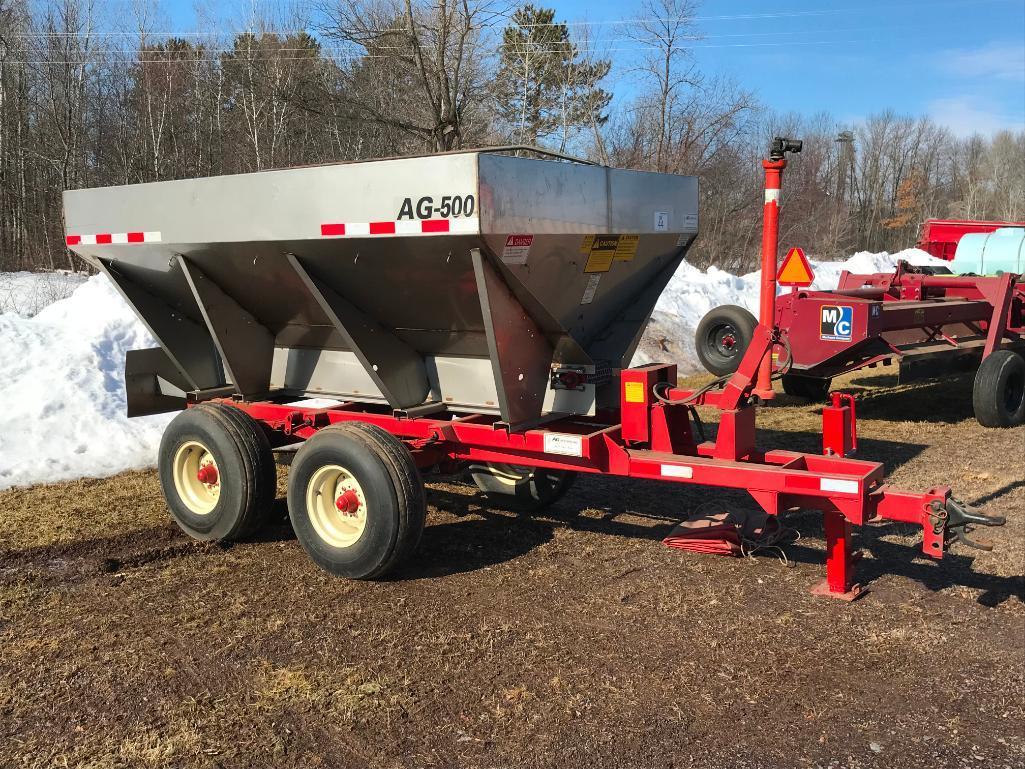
[0,370,1022,768]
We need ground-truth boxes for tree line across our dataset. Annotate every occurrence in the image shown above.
[1,0,1022,273]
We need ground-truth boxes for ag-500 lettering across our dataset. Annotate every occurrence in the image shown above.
[397,195,475,220]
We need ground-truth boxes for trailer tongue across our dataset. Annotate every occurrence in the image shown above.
[62,146,1006,597]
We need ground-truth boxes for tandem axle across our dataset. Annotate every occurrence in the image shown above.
[165,321,1003,598]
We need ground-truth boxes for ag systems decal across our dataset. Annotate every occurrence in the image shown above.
[820,305,854,342]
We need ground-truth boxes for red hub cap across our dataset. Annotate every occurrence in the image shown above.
[196,464,218,485]
[335,489,361,516]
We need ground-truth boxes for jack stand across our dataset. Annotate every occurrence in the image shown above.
[811,509,866,601]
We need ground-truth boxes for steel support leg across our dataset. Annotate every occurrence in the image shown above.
[812,509,864,600]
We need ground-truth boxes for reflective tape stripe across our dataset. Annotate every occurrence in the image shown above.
[66,231,161,246]
[661,464,694,479]
[764,189,781,204]
[820,477,859,494]
[320,218,479,237]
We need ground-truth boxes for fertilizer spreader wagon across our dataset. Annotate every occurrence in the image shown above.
[63,146,1004,598]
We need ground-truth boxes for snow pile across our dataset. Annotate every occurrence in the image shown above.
[632,248,947,369]
[0,270,89,317]
[0,275,173,490]
[0,248,948,490]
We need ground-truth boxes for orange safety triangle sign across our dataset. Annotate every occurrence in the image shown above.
[777,247,814,286]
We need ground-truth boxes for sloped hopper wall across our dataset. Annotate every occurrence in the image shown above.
[63,151,698,427]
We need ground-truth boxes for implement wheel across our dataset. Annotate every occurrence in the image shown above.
[973,350,1025,428]
[782,373,832,402]
[695,305,757,376]
[158,403,276,542]
[469,463,576,513]
[287,423,425,579]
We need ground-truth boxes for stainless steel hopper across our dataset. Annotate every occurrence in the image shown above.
[63,148,699,428]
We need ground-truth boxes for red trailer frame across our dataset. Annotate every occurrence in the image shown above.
[199,321,1003,600]
[157,138,1007,598]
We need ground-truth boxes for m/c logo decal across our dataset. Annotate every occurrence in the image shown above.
[820,305,853,342]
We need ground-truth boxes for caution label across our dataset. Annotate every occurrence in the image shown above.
[581,234,641,272]
[614,235,640,261]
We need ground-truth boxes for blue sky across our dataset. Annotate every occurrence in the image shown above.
[163,0,1024,136]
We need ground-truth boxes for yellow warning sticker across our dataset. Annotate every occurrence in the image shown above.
[584,235,620,273]
[614,234,640,261]
[581,234,641,271]
[624,381,645,403]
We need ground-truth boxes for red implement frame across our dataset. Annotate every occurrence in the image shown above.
[774,262,1024,380]
[196,322,1000,599]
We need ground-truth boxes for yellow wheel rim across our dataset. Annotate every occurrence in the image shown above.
[485,464,533,488]
[306,464,368,548]
[172,440,220,515]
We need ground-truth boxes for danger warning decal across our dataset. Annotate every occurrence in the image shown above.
[502,234,533,265]
[580,234,640,273]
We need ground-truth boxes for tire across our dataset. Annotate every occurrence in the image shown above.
[158,403,276,542]
[695,305,758,376]
[973,350,1025,428]
[781,373,833,401]
[287,423,425,579]
[469,463,576,513]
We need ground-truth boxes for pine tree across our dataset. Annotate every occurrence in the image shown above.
[494,5,610,148]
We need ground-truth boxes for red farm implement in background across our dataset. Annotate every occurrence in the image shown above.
[917,218,1025,261]
[62,144,1008,600]
[696,153,1025,429]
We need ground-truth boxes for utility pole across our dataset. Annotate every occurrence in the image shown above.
[835,131,854,205]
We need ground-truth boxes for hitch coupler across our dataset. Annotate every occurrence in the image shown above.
[930,497,1006,553]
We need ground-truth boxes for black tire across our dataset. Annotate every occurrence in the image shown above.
[158,403,276,542]
[973,350,1025,428]
[695,305,758,376]
[469,463,576,513]
[287,424,425,579]
[781,373,833,401]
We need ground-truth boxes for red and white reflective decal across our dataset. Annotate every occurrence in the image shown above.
[320,218,478,238]
[65,231,161,246]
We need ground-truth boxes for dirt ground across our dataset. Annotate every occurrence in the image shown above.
[1,371,1023,769]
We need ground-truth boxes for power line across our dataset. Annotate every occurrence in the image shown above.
[0,38,897,65]
[4,24,915,57]
[5,0,1017,37]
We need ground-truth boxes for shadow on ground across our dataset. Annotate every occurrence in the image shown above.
[404,473,1025,607]
[841,372,977,424]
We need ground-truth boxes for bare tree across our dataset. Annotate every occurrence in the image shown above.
[628,0,698,172]
[320,0,503,151]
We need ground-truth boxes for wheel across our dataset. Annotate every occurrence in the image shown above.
[469,463,576,513]
[973,350,1025,428]
[158,403,276,542]
[287,423,425,578]
[695,305,758,376]
[781,373,833,401]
